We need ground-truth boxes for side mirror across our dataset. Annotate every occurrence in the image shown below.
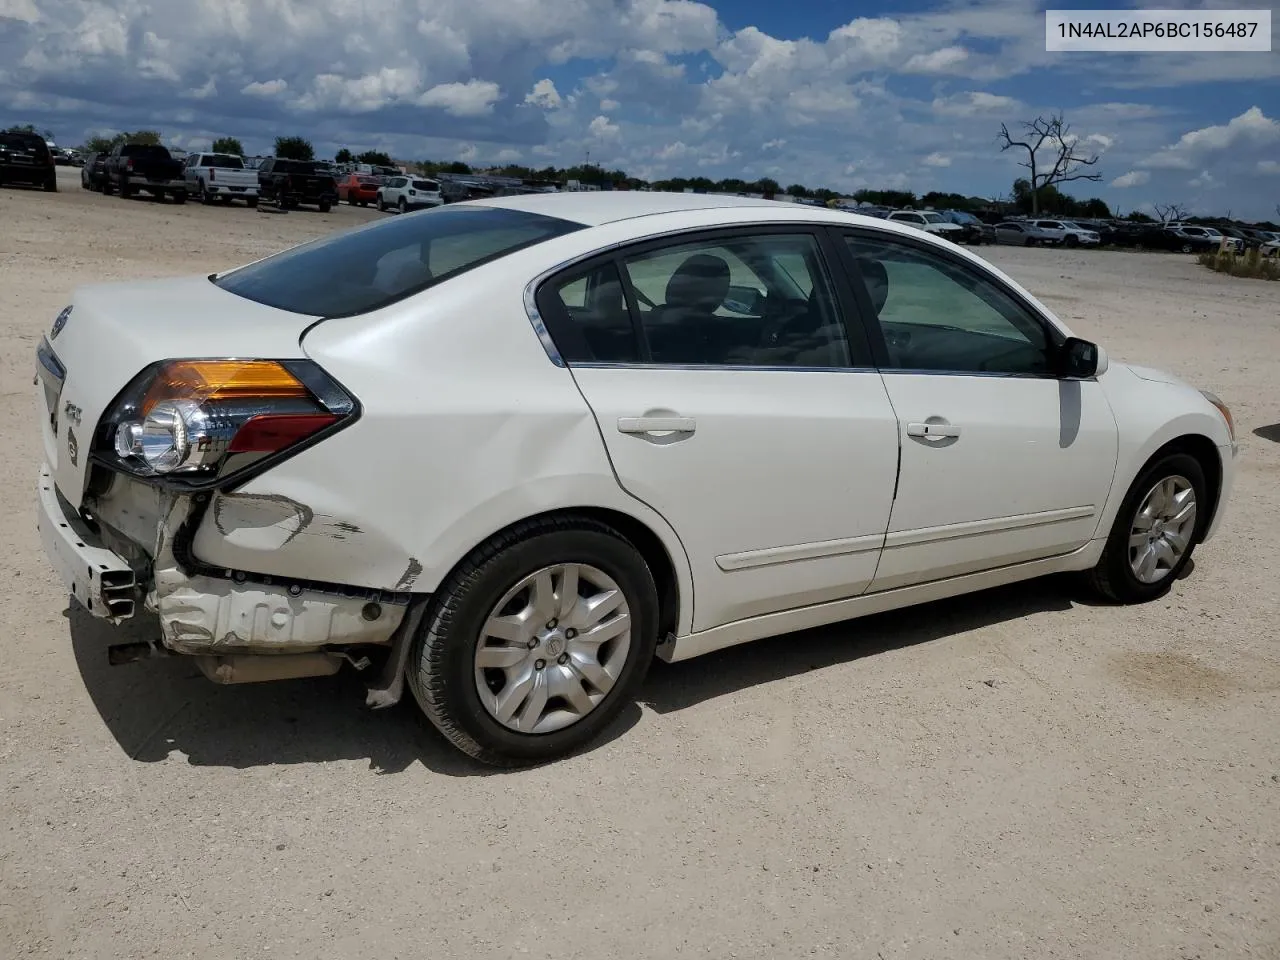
[1057,336,1107,379]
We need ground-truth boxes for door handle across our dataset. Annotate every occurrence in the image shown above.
[617,417,696,435]
[906,421,961,439]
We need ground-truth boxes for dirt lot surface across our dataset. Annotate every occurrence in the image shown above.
[2,168,1278,959]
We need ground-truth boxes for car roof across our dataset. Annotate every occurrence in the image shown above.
[472,190,787,227]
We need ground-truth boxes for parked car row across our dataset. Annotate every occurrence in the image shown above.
[0,129,58,191]
[74,142,453,216]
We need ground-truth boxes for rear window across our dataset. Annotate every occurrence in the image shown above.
[357,176,380,185]
[273,159,316,174]
[213,206,585,318]
[121,144,170,157]
[201,154,244,168]
[412,179,440,191]
[0,133,49,153]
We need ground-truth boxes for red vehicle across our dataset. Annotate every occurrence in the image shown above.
[337,173,381,207]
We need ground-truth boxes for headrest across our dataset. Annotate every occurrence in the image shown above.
[664,253,731,311]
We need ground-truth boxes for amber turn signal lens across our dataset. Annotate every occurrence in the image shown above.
[140,360,310,414]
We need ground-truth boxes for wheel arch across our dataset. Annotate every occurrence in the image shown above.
[1137,433,1223,542]
[428,505,690,644]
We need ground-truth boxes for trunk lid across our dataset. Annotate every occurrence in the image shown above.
[37,275,318,507]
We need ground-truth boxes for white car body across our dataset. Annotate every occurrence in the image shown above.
[1056,221,1102,246]
[182,152,259,204]
[886,210,964,240]
[377,175,443,212]
[34,193,1238,764]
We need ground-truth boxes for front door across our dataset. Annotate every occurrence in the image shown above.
[535,228,901,632]
[834,229,1119,592]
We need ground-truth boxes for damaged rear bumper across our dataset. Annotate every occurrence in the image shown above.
[36,463,414,690]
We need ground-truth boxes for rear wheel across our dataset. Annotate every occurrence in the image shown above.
[377,195,386,212]
[398,197,407,214]
[408,516,659,767]
[1086,452,1207,603]
[44,176,58,193]
[118,181,131,199]
[247,196,258,208]
[172,189,186,204]
[1064,235,1078,247]
[318,200,331,213]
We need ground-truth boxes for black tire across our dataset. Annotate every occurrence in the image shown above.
[408,516,660,767]
[118,181,131,199]
[1064,235,1078,247]
[318,200,331,213]
[201,185,216,205]
[377,195,386,212]
[398,197,407,214]
[247,196,258,208]
[172,189,186,204]
[101,178,112,195]
[151,190,165,202]
[1086,451,1208,603]
[44,176,58,193]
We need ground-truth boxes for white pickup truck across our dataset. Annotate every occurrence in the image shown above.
[182,152,259,206]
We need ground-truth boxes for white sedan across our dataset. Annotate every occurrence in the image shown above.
[34,193,1238,766]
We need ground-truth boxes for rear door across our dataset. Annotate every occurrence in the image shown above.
[535,226,901,632]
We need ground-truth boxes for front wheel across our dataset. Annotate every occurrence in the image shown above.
[1064,235,1078,247]
[398,197,407,214]
[408,517,660,767]
[377,195,386,212]
[1086,452,1207,603]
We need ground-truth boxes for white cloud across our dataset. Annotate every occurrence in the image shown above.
[1259,160,1280,175]
[600,98,619,111]
[0,0,41,23]
[922,152,951,167]
[241,78,288,97]
[931,91,1020,117]
[587,114,620,140]
[416,79,501,116]
[903,46,968,74]
[524,78,561,109]
[1143,106,1279,170]
[1111,170,1149,188]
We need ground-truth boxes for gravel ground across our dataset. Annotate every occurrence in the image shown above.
[2,167,1278,960]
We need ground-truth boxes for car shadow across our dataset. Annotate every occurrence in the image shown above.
[640,576,1081,715]
[67,600,641,777]
[70,576,1089,775]
[1253,423,1280,443]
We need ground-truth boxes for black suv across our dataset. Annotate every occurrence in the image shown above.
[0,130,57,191]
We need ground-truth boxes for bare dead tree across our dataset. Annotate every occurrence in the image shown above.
[1154,202,1189,223]
[998,113,1102,215]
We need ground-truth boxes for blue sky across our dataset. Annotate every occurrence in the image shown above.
[2,0,1278,217]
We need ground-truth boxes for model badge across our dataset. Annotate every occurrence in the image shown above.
[63,400,82,426]
[51,306,72,340]
[67,428,78,466]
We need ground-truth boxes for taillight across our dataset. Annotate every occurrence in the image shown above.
[96,359,357,488]
[209,167,216,181]
[126,158,134,171]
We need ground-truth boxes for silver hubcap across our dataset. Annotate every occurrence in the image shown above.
[1128,475,1196,584]
[474,563,632,734]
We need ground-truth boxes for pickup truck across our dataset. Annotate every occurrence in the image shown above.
[103,142,187,203]
[183,152,259,206]
[256,157,338,211]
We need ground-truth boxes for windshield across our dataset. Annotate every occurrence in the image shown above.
[1201,228,1221,236]
[202,154,244,169]
[213,206,585,318]
[922,213,945,223]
